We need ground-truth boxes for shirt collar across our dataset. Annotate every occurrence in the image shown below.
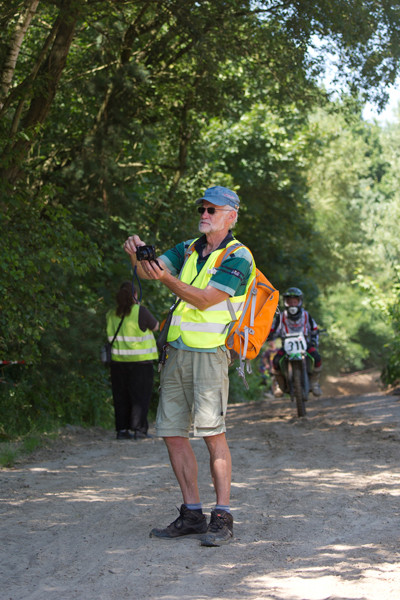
[194,231,235,260]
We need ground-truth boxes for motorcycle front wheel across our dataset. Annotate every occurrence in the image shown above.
[293,362,306,417]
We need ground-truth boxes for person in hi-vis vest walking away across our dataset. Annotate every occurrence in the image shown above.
[124,186,254,546]
[107,281,158,440]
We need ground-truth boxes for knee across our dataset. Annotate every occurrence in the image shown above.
[204,433,229,457]
[163,435,190,453]
[307,347,322,367]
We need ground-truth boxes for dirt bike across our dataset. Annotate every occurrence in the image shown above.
[277,333,314,417]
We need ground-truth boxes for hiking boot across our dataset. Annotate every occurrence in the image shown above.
[310,369,322,397]
[311,381,322,396]
[200,509,233,547]
[149,505,208,539]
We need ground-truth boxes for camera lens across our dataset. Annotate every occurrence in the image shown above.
[137,245,155,261]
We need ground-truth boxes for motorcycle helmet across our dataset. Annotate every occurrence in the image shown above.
[283,287,303,319]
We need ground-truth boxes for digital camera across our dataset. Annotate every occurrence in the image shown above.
[136,245,156,261]
[136,245,163,270]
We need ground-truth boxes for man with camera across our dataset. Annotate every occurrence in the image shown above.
[123,186,253,546]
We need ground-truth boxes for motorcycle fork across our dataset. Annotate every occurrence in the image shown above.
[281,355,310,401]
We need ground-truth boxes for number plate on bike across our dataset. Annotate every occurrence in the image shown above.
[283,333,307,355]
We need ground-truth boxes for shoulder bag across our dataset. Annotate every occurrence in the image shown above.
[101,316,125,366]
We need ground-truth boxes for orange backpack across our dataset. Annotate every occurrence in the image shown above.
[213,243,279,387]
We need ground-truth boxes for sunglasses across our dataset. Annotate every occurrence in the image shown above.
[197,207,233,215]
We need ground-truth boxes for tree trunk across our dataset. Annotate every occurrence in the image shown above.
[1,5,78,185]
[0,0,40,111]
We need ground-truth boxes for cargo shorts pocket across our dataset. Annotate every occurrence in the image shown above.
[193,347,229,433]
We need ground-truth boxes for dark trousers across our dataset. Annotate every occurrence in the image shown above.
[110,361,154,433]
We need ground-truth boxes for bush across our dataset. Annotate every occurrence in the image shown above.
[0,362,114,441]
[228,359,265,403]
[382,282,400,385]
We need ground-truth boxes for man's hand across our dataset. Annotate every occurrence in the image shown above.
[123,235,166,280]
[123,234,144,256]
[140,257,167,281]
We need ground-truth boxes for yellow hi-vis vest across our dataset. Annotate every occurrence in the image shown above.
[167,240,254,349]
[107,305,158,362]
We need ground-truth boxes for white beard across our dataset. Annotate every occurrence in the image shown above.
[198,221,224,234]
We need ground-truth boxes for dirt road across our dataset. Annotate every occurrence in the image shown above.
[1,371,400,600]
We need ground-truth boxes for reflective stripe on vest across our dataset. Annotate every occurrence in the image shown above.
[167,241,252,349]
[107,305,158,361]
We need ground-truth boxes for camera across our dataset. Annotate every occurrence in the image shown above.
[136,245,156,261]
[136,245,163,270]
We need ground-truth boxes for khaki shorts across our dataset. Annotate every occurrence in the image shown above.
[156,346,230,438]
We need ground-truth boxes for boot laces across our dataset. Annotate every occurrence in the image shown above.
[169,505,186,529]
[208,511,226,533]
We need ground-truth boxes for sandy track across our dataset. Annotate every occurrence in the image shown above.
[1,373,400,600]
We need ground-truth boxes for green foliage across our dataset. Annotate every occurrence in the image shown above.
[0,362,114,440]
[303,106,399,375]
[0,183,100,363]
[318,284,390,374]
[0,444,17,468]
[381,269,400,384]
[0,431,58,468]
[228,363,265,404]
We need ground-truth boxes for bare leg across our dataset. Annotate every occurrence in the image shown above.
[163,436,200,504]
[203,433,232,506]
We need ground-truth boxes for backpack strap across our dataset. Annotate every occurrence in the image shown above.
[213,243,246,321]
[184,240,248,276]
[178,239,198,279]
[212,243,256,324]
[213,242,245,270]
[184,239,198,261]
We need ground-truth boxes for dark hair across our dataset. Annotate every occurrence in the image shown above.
[115,281,136,317]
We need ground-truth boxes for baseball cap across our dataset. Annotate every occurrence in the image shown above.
[196,186,240,210]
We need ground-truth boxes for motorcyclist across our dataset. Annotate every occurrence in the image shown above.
[268,287,322,397]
